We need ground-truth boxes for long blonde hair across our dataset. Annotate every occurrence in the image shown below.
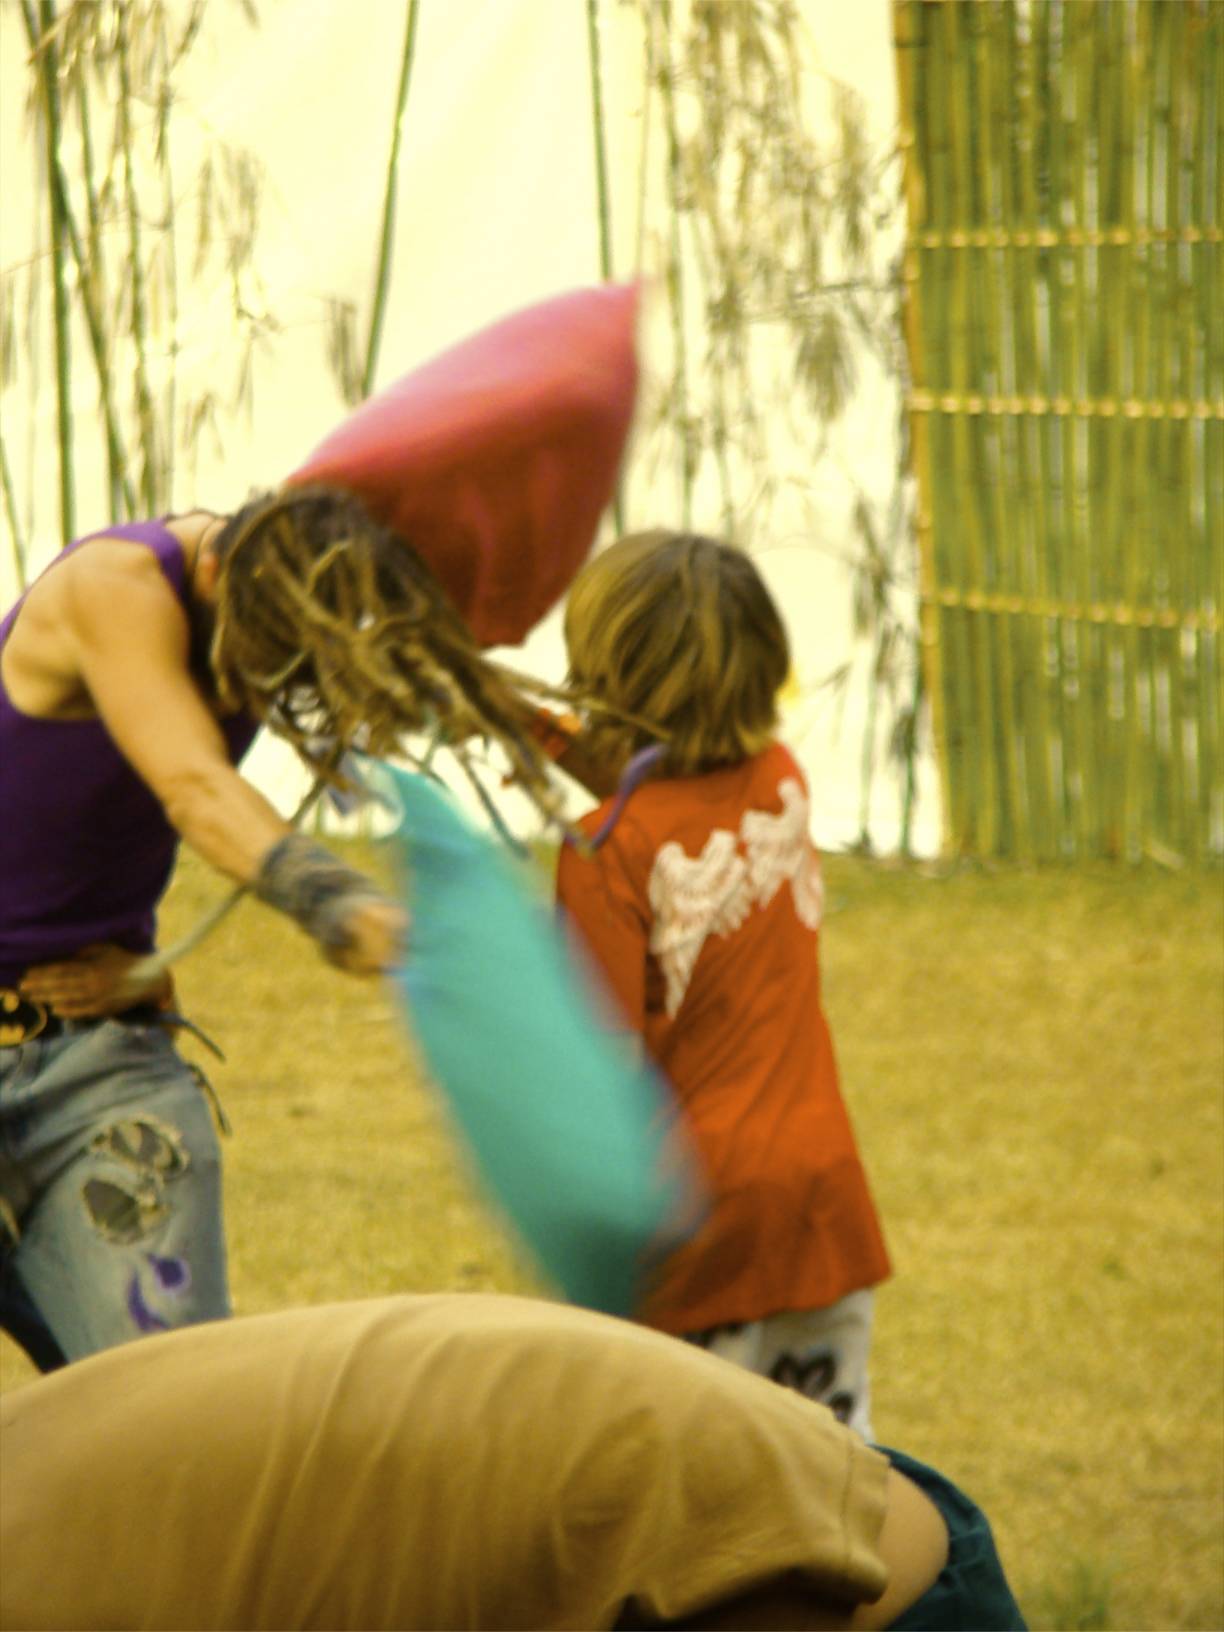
[564,529,789,776]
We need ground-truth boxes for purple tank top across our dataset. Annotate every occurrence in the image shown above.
[0,521,259,986]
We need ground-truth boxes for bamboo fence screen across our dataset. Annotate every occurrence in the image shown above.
[894,0,1223,863]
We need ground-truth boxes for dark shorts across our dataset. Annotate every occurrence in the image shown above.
[879,1447,1028,1631]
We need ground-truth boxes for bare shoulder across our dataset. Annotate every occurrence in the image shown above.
[45,535,187,654]
[4,535,186,718]
[70,533,181,595]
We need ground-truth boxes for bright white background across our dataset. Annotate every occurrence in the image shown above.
[0,0,939,854]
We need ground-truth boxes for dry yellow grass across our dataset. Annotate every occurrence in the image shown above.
[3,844,1221,1630]
[820,860,1224,1632]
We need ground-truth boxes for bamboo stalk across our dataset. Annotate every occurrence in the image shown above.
[1183,4,1213,863]
[1,431,26,590]
[1201,3,1220,855]
[1077,4,1105,855]
[936,13,973,857]
[902,0,963,856]
[1160,0,1190,858]
[655,0,695,529]
[1027,0,1082,859]
[587,0,614,283]
[680,198,736,536]
[633,4,654,278]
[52,54,138,519]
[1128,0,1157,862]
[1021,0,1056,850]
[1181,2,1215,865]
[154,16,179,516]
[1144,0,1172,855]
[667,42,738,539]
[1177,2,1206,864]
[1000,0,1040,859]
[920,2,966,855]
[1198,2,1223,856]
[361,0,419,401]
[1099,0,1127,857]
[1044,3,1083,855]
[75,65,103,266]
[894,0,952,859]
[932,2,965,853]
[1012,0,1065,856]
[974,0,1031,860]
[998,0,1056,860]
[27,0,75,546]
[585,0,625,533]
[1057,0,1103,861]
[1094,0,1120,854]
[20,204,43,554]
[1071,0,1122,856]
[71,54,130,520]
[116,7,159,516]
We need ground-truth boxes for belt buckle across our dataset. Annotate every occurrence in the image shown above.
[0,988,50,1047]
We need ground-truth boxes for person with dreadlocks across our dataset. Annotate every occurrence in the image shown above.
[0,283,641,1371]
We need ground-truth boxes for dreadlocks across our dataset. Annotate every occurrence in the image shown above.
[207,486,569,826]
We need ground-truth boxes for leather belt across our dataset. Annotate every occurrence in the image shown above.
[0,988,162,1048]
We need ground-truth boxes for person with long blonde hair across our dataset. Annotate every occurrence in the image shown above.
[555,529,891,1434]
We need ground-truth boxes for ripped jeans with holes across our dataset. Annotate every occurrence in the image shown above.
[0,1017,230,1368]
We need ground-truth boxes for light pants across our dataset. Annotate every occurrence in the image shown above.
[0,1016,229,1366]
[687,1288,876,1438]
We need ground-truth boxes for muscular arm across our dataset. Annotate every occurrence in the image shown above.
[65,545,289,883]
[36,542,403,978]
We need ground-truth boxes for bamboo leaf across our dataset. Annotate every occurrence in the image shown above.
[794,303,855,421]
[0,276,15,390]
[24,0,76,544]
[325,296,362,408]
[194,152,213,278]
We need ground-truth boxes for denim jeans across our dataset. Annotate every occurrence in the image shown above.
[0,1016,230,1366]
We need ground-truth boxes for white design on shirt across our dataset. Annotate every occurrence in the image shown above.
[647,776,824,1016]
[648,831,754,1019]
[742,778,825,931]
[742,780,809,909]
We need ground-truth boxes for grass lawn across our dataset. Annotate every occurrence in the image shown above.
[3,844,1221,1631]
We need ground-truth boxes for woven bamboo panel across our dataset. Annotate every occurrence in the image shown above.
[895,0,1223,862]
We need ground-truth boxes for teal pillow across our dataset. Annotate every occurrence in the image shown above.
[379,765,696,1316]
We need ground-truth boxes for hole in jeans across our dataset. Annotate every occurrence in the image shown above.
[81,1176,169,1244]
[88,1117,188,1179]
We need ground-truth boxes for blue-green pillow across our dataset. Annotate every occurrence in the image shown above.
[380,765,696,1316]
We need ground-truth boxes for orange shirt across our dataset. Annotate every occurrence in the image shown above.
[557,741,890,1334]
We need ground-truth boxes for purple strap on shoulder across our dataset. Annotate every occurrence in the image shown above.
[580,744,668,851]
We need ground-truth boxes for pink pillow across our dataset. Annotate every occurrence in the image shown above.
[288,283,640,647]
